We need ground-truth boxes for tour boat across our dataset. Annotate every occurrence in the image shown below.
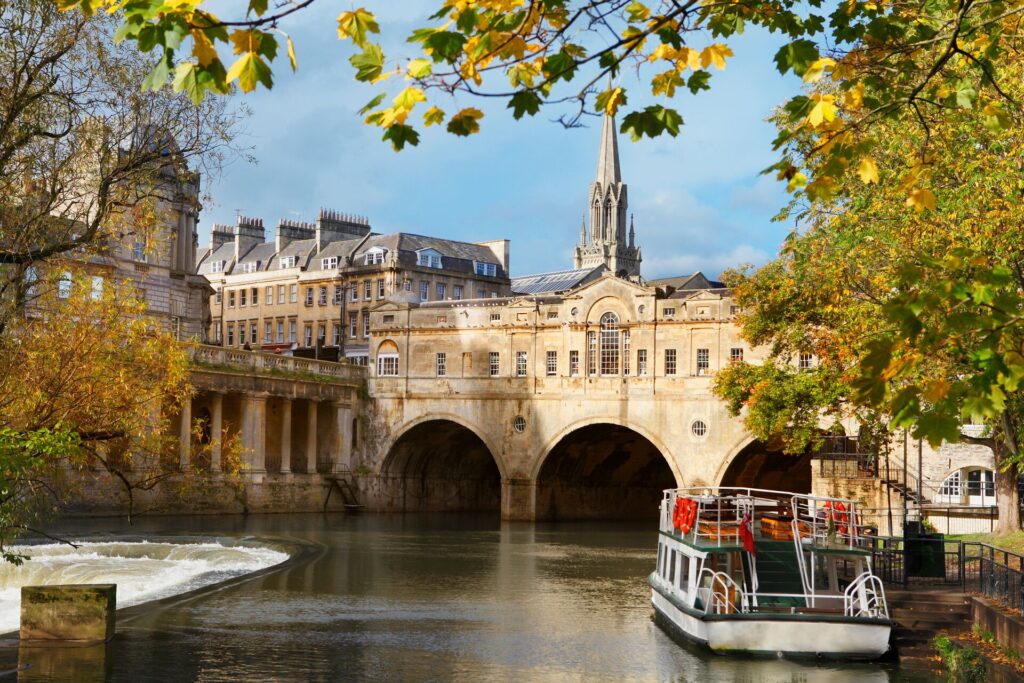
[649,487,892,659]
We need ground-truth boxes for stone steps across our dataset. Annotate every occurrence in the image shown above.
[885,588,972,658]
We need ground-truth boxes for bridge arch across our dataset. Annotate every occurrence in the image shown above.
[532,418,680,520]
[377,414,505,513]
[714,435,812,493]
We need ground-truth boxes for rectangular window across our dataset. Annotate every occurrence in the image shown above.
[436,315,447,324]
[638,349,648,376]
[377,279,385,299]
[240,289,247,307]
[665,349,677,376]
[57,272,72,299]
[278,285,285,305]
[276,320,284,343]
[214,322,222,343]
[474,261,497,277]
[383,315,395,323]
[403,279,412,292]
[418,252,442,268]
[303,325,313,347]
[228,290,236,307]
[516,351,527,377]
[210,260,223,273]
[333,285,343,305]
[288,320,297,343]
[365,249,385,265]
[477,288,486,299]
[91,276,103,301]
[317,286,326,305]
[289,284,298,303]
[377,355,399,376]
[317,324,325,345]
[349,313,358,338]
[799,352,814,370]
[453,285,463,300]
[730,305,743,316]
[697,348,710,375]
[332,324,341,346]
[490,312,500,322]
[239,323,247,345]
[587,331,597,375]
[279,256,296,269]
[420,281,429,301]
[227,324,234,346]
[547,311,558,320]
[363,312,370,338]
[364,280,371,300]
[569,350,580,376]
[546,351,557,377]
[240,262,260,274]
[266,286,273,303]
[132,239,147,262]
[489,352,500,377]
[264,321,273,343]
[731,348,744,363]
[304,288,314,306]
[215,290,222,305]
[251,287,258,305]
[436,353,447,377]
[436,283,446,300]
[250,322,257,345]
[322,256,338,270]
[664,307,676,318]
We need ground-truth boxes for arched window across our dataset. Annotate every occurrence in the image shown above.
[600,312,620,375]
[376,340,399,376]
[937,468,996,506]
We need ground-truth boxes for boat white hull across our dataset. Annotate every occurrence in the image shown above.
[651,588,891,660]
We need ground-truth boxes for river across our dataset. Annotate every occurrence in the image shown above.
[0,513,940,681]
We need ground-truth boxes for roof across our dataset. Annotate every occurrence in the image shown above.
[510,265,605,295]
[237,242,276,270]
[196,243,236,275]
[647,272,725,292]
[267,238,315,270]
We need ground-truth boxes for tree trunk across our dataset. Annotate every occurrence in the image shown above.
[994,462,1020,535]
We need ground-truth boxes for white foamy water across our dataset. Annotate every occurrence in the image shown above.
[0,541,288,633]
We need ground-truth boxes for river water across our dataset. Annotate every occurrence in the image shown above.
[1,513,940,682]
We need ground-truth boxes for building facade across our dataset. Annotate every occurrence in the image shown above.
[197,210,512,363]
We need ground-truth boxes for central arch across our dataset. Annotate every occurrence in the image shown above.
[717,438,812,493]
[379,418,502,513]
[535,422,677,520]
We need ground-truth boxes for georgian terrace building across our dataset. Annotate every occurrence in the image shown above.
[196,210,512,363]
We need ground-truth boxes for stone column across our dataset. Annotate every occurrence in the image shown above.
[209,392,223,473]
[331,400,352,473]
[178,397,192,471]
[280,398,292,474]
[241,393,267,474]
[501,478,537,521]
[306,400,318,474]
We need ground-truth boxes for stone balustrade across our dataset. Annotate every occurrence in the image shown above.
[190,344,363,381]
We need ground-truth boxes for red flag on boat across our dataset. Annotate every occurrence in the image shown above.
[739,512,756,555]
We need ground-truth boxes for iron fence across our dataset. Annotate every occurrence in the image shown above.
[963,543,1024,615]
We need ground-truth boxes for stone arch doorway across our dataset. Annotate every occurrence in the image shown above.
[535,423,676,520]
[380,419,501,513]
[718,439,812,493]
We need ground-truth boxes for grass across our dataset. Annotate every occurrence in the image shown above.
[950,531,1024,556]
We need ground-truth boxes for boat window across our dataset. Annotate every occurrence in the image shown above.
[657,544,664,578]
[677,555,688,591]
[669,550,676,584]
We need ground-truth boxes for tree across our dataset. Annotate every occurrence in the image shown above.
[60,1,1024,201]
[0,0,242,560]
[714,49,1024,532]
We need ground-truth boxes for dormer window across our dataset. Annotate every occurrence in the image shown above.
[279,255,297,269]
[365,248,387,265]
[417,249,442,269]
[210,260,225,273]
[322,256,338,270]
[240,261,261,274]
[474,261,497,277]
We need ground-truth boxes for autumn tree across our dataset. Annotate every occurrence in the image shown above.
[714,47,1024,532]
[0,0,241,559]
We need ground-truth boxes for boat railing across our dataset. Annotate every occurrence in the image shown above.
[843,571,889,619]
[699,569,745,614]
[661,487,790,546]
[789,493,867,551]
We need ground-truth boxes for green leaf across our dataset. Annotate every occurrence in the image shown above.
[382,123,420,151]
[226,52,273,92]
[774,40,818,76]
[687,70,712,94]
[141,50,173,91]
[424,31,466,62]
[358,93,386,115]
[350,44,385,82]
[620,105,683,141]
[508,90,541,119]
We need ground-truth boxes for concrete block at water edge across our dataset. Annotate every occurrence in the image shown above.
[19,585,116,644]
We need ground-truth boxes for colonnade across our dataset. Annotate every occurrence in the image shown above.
[177,390,354,477]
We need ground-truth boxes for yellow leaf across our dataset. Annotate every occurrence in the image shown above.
[803,57,836,83]
[379,107,408,128]
[806,94,837,128]
[191,29,218,67]
[843,81,865,109]
[392,86,426,112]
[700,44,733,70]
[423,106,445,127]
[648,44,677,62]
[406,58,432,79]
[286,35,297,72]
[857,157,879,184]
[336,7,379,47]
[906,187,936,212]
[599,87,627,116]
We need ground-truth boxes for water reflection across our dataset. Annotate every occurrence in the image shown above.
[0,514,938,682]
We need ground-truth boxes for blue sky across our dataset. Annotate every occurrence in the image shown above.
[202,3,800,280]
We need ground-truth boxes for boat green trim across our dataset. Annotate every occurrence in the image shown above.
[658,530,872,556]
[648,573,891,627]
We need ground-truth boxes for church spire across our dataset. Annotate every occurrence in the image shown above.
[595,112,621,186]
[579,215,587,246]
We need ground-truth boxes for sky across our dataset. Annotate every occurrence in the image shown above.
[201,2,801,280]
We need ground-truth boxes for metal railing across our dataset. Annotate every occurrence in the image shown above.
[964,543,1024,615]
[190,343,366,381]
[815,436,878,478]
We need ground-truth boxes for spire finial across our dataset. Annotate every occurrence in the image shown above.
[579,214,587,246]
[595,110,621,186]
[629,213,635,248]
